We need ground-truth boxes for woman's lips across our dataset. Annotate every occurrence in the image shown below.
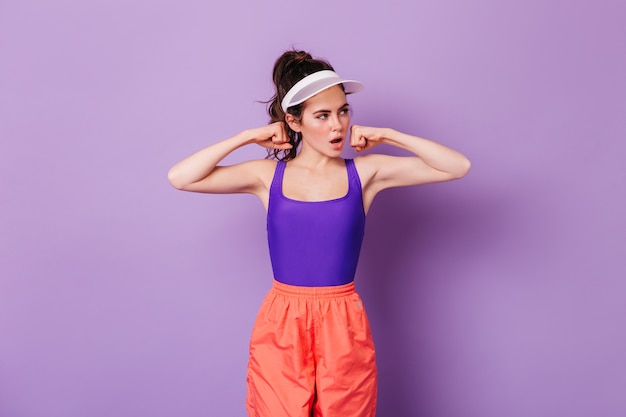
[330,137,343,150]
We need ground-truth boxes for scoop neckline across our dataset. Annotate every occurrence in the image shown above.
[279,159,351,203]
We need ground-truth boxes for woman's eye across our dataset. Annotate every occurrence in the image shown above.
[317,114,328,120]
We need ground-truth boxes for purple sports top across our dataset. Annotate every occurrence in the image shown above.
[267,159,366,287]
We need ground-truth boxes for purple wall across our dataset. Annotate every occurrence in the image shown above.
[1,1,625,416]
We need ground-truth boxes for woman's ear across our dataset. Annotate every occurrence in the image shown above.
[285,114,301,132]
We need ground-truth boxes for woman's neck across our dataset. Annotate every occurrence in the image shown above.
[292,142,342,169]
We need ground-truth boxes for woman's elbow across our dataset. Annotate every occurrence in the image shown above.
[450,157,471,179]
[457,157,472,178]
[167,168,187,190]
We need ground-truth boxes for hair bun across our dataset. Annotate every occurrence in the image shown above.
[290,50,313,64]
[273,50,312,81]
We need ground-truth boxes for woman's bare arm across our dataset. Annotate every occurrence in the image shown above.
[351,126,471,210]
[167,122,291,195]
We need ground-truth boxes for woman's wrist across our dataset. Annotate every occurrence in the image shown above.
[380,128,405,146]
[233,129,258,147]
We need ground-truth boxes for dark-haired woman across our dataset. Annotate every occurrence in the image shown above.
[168,50,470,417]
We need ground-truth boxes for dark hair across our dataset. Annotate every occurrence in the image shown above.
[266,50,335,161]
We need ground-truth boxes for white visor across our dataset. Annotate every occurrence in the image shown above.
[281,70,364,112]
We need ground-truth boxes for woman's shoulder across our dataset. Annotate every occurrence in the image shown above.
[353,153,387,180]
[239,158,279,186]
[242,158,279,168]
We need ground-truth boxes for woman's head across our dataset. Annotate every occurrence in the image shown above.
[266,50,363,161]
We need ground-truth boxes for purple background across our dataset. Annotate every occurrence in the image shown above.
[1,1,625,416]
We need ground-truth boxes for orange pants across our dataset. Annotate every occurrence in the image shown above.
[246,280,377,417]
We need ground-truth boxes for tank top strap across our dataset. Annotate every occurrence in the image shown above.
[270,160,287,197]
[345,158,363,193]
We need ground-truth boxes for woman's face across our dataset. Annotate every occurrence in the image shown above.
[291,85,351,157]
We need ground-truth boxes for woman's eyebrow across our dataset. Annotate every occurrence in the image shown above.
[312,103,350,114]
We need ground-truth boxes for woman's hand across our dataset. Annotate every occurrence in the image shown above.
[247,122,293,150]
[350,125,391,152]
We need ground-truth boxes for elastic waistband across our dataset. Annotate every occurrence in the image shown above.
[271,280,355,299]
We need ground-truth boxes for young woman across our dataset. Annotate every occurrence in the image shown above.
[168,50,470,417]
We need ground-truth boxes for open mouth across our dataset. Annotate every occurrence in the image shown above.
[330,137,343,144]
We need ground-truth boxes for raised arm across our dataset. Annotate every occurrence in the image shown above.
[167,122,291,195]
[351,126,471,209]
